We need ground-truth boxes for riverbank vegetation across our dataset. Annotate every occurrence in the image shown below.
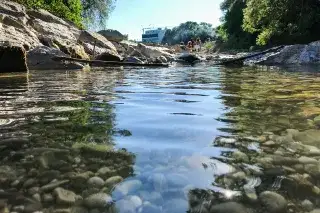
[161,21,215,45]
[216,0,320,50]
[12,0,115,28]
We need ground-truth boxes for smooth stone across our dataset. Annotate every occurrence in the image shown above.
[43,193,54,203]
[11,180,20,187]
[12,205,25,212]
[53,208,71,213]
[32,193,41,202]
[140,202,162,213]
[313,116,320,126]
[148,173,167,191]
[71,206,88,213]
[301,199,314,212]
[232,151,249,163]
[116,199,136,213]
[97,167,113,178]
[54,187,76,205]
[28,187,40,195]
[209,202,250,213]
[166,173,188,188]
[263,141,276,147]
[293,130,320,147]
[105,176,123,188]
[230,171,246,181]
[310,209,320,213]
[139,191,163,204]
[23,178,37,188]
[163,198,188,213]
[298,156,318,164]
[259,191,287,213]
[113,180,142,200]
[83,193,112,208]
[24,202,42,213]
[127,195,142,209]
[41,180,69,192]
[304,164,320,177]
[87,177,105,188]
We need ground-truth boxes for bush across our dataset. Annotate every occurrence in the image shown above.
[13,0,83,28]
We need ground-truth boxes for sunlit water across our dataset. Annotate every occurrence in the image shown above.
[0,65,320,213]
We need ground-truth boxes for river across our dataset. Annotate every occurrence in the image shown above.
[0,65,319,213]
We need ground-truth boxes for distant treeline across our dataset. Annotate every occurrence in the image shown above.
[216,0,320,50]
[161,21,215,45]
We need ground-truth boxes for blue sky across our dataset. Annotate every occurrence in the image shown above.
[107,0,223,40]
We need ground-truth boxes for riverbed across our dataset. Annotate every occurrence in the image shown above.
[0,65,319,213]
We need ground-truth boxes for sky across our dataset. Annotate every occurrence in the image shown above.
[107,0,223,40]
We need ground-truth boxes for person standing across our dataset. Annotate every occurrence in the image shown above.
[195,38,202,52]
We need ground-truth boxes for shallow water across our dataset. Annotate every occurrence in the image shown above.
[0,65,320,213]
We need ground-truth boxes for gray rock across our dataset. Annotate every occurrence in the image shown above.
[304,164,320,177]
[314,116,320,126]
[24,202,42,213]
[259,191,287,213]
[293,129,320,147]
[43,193,54,203]
[209,202,250,213]
[54,187,76,205]
[301,199,314,212]
[0,165,17,181]
[298,156,318,164]
[232,151,249,163]
[176,53,201,64]
[32,193,41,202]
[105,176,123,188]
[12,205,25,212]
[263,141,276,147]
[87,177,105,188]
[53,208,71,213]
[310,209,320,213]
[70,206,88,213]
[28,187,40,195]
[95,50,122,62]
[83,193,112,208]
[27,46,83,70]
[98,29,127,42]
[40,180,69,192]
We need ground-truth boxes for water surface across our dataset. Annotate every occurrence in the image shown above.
[0,65,320,213]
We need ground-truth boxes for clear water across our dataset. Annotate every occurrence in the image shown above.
[0,66,320,213]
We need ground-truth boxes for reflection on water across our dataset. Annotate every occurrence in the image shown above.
[0,66,320,213]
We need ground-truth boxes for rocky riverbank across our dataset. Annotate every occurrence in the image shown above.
[0,0,177,72]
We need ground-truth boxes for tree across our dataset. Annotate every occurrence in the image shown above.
[243,0,320,45]
[216,0,256,49]
[162,21,215,45]
[81,0,116,30]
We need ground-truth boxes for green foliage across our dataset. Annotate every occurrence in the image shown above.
[14,0,83,27]
[12,0,116,29]
[162,21,215,45]
[243,0,320,45]
[81,0,116,30]
[216,0,256,50]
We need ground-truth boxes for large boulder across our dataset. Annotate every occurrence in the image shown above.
[95,50,122,62]
[246,41,320,65]
[27,46,83,70]
[0,44,28,72]
[176,53,201,64]
[98,29,127,42]
[78,30,117,53]
[137,43,174,61]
